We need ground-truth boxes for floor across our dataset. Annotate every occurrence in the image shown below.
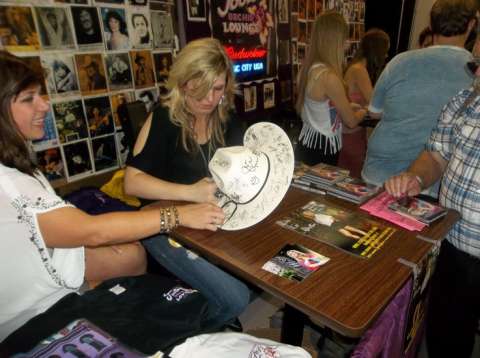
[239,291,480,358]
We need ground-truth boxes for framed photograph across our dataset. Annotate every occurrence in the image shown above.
[153,50,172,84]
[263,82,275,109]
[35,147,66,182]
[105,52,133,91]
[278,0,289,24]
[75,53,108,95]
[70,6,103,48]
[42,55,80,97]
[243,86,257,113]
[84,96,114,138]
[136,87,159,113]
[92,135,118,172]
[32,109,59,151]
[151,11,174,49]
[130,50,155,88]
[63,140,93,179]
[128,10,152,49]
[0,6,40,52]
[110,91,135,128]
[53,100,89,144]
[100,7,130,51]
[34,7,75,50]
[186,0,206,22]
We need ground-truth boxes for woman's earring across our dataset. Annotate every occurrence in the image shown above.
[219,95,224,105]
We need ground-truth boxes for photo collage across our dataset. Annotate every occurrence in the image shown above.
[290,0,365,101]
[0,0,177,185]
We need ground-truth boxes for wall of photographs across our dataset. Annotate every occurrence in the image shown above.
[0,0,177,186]
[290,0,365,101]
[181,0,364,118]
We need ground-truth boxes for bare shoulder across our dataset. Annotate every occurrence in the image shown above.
[346,63,367,78]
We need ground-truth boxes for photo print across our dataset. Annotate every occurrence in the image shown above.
[115,130,129,166]
[110,91,135,128]
[35,147,65,182]
[131,50,155,88]
[42,55,80,97]
[278,0,289,24]
[76,53,108,95]
[136,87,158,113]
[151,11,174,49]
[186,0,206,22]
[92,135,118,172]
[32,109,59,151]
[153,50,172,84]
[71,6,103,48]
[63,140,93,179]
[298,0,306,20]
[291,40,298,64]
[53,100,88,144]
[105,52,133,90]
[292,0,299,13]
[243,85,257,113]
[291,14,298,38]
[128,10,152,48]
[263,82,275,109]
[307,0,315,20]
[0,6,40,51]
[34,7,75,50]
[100,7,130,51]
[84,96,114,138]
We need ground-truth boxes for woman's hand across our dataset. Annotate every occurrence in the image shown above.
[384,172,422,198]
[188,177,218,204]
[177,203,225,231]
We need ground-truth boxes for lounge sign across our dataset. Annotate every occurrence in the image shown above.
[210,0,274,80]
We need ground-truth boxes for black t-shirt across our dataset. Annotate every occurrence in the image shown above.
[127,106,245,185]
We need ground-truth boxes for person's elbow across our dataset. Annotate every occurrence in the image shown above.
[123,167,138,196]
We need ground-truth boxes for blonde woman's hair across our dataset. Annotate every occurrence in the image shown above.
[162,37,236,154]
[295,11,348,114]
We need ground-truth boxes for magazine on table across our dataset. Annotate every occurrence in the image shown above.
[277,200,397,259]
[388,196,447,224]
[328,177,382,204]
[302,163,350,185]
[262,243,330,282]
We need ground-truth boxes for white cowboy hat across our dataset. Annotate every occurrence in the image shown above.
[209,122,294,230]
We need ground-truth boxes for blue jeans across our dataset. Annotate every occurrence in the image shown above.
[142,234,250,330]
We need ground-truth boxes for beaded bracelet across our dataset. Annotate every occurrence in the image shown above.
[160,208,168,233]
[172,206,180,229]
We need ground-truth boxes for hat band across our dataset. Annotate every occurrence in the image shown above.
[220,152,271,225]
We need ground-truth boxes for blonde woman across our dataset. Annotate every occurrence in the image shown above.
[124,38,249,330]
[296,11,367,166]
[339,28,390,177]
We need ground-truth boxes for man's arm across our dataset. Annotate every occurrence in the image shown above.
[385,150,448,197]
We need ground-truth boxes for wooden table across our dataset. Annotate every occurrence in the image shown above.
[153,188,459,343]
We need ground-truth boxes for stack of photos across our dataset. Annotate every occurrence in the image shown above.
[262,243,330,282]
[388,196,447,225]
[0,0,178,183]
[277,200,397,259]
[293,163,381,204]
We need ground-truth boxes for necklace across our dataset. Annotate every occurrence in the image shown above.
[198,143,212,178]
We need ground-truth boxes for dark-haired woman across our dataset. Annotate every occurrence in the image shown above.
[339,28,390,177]
[105,10,129,50]
[0,51,225,341]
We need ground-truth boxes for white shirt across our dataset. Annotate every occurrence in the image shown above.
[0,164,84,341]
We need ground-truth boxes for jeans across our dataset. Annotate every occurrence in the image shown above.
[142,234,250,330]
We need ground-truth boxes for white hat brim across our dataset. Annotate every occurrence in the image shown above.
[218,122,294,230]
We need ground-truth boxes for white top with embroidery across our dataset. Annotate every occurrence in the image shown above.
[299,63,343,154]
[0,163,84,341]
